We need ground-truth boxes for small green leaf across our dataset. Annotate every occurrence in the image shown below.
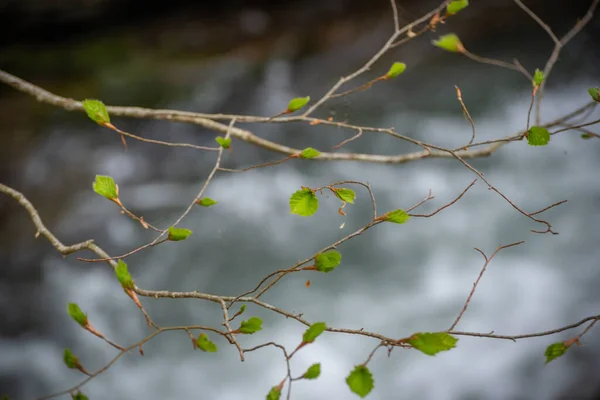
[92,175,118,200]
[588,87,600,102]
[315,251,341,273]
[581,134,593,140]
[63,348,79,369]
[115,260,134,289]
[432,34,464,53]
[300,147,321,159]
[239,304,247,314]
[168,226,193,241]
[527,126,550,146]
[215,136,231,149]
[385,209,410,224]
[386,62,406,79]
[334,188,355,204]
[303,322,327,343]
[82,99,110,125]
[446,0,469,15]
[289,188,319,216]
[196,333,218,353]
[346,365,374,398]
[266,386,281,400]
[533,68,545,86]
[287,96,310,112]
[72,392,89,400]
[304,363,321,380]
[545,342,568,364]
[197,197,218,207]
[407,332,458,356]
[67,303,88,326]
[239,316,263,334]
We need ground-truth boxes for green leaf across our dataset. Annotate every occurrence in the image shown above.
[115,260,134,289]
[407,332,458,356]
[386,62,406,79]
[63,348,79,369]
[197,197,218,207]
[334,188,355,204]
[303,322,327,343]
[432,34,464,53]
[289,188,319,216]
[67,303,88,326]
[581,134,593,140]
[385,209,410,224]
[196,333,218,353]
[287,96,310,112]
[527,126,550,146]
[92,175,118,200]
[346,365,374,398]
[239,316,263,334]
[215,136,231,149]
[266,386,281,400]
[304,363,321,379]
[588,87,600,102]
[533,68,545,86]
[82,99,110,125]
[168,226,193,241]
[300,147,321,159]
[446,0,469,15]
[315,251,341,273]
[72,392,89,400]
[545,342,568,364]
[239,304,246,314]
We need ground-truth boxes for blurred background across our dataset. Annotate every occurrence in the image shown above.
[1,0,599,399]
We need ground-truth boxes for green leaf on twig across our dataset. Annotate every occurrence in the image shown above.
[527,126,550,146]
[407,332,458,356]
[384,209,410,224]
[239,317,262,334]
[63,348,79,369]
[196,333,218,352]
[303,322,327,343]
[433,34,464,53]
[67,303,88,326]
[266,386,281,400]
[82,99,110,125]
[215,136,231,148]
[333,188,355,204]
[72,392,89,400]
[168,226,193,241]
[589,87,600,102]
[346,365,374,398]
[545,342,568,363]
[304,363,321,379]
[93,175,118,200]
[447,0,469,15]
[290,188,319,216]
[386,62,406,79]
[315,251,341,273]
[115,260,134,289]
[287,96,310,112]
[533,68,545,86]
[300,147,321,159]
[197,197,218,207]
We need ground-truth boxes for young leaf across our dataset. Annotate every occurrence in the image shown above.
[72,392,89,400]
[239,304,246,314]
[581,134,593,140]
[197,197,218,207]
[115,260,134,289]
[303,322,327,343]
[289,188,319,216]
[82,99,110,125]
[196,333,218,353]
[527,126,550,146]
[446,0,469,15]
[304,363,321,380]
[407,332,458,356]
[67,303,88,326]
[215,136,231,149]
[300,147,321,159]
[266,386,281,400]
[533,68,545,86]
[315,251,341,273]
[63,348,79,369]
[385,209,410,224]
[588,87,600,102]
[333,188,356,204]
[287,96,310,112]
[386,62,406,79]
[92,175,118,200]
[168,226,193,241]
[432,34,464,53]
[545,342,568,364]
[239,316,263,334]
[346,365,374,398]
